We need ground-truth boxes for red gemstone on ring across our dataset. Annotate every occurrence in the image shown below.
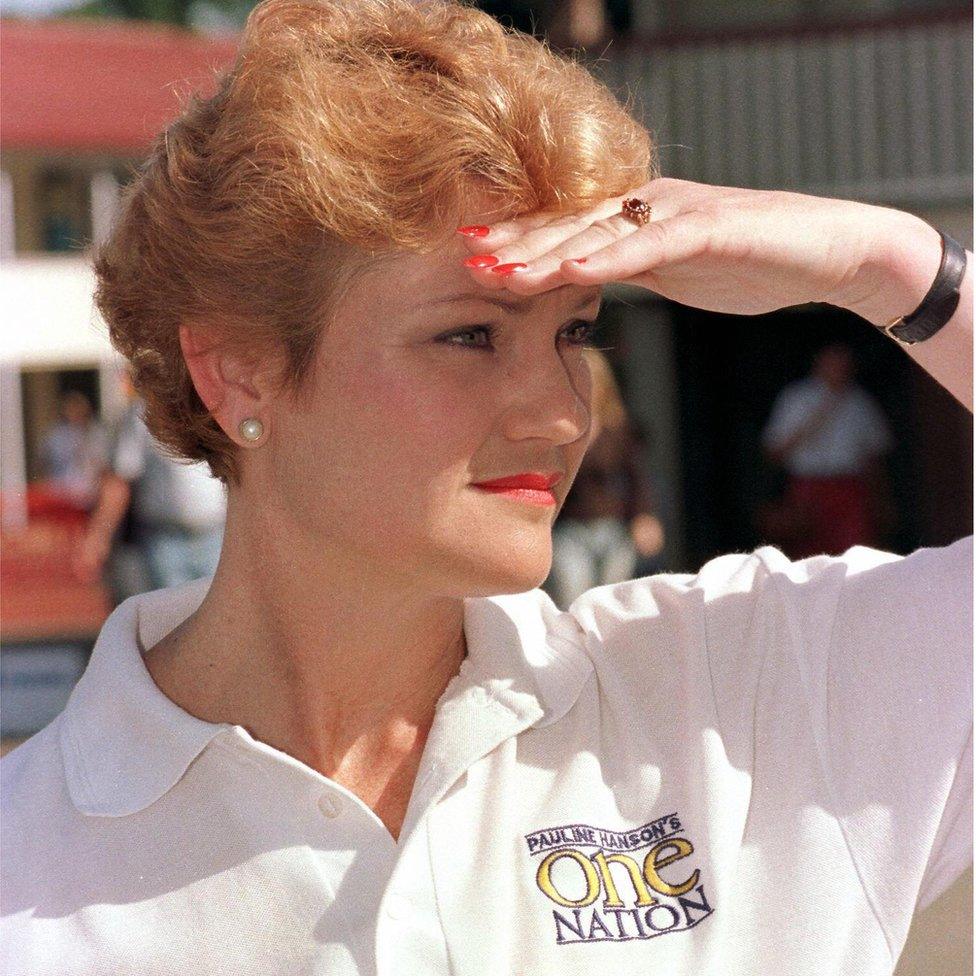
[621,198,653,226]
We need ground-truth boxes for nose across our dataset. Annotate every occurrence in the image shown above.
[497,346,592,447]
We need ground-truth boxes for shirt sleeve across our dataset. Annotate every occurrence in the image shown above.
[816,538,972,915]
[110,405,149,482]
[703,537,973,945]
[88,423,111,468]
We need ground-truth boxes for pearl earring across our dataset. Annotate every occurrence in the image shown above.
[239,418,264,442]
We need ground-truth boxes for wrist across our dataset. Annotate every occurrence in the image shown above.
[829,210,944,328]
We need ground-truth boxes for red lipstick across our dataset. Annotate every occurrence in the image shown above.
[471,472,562,507]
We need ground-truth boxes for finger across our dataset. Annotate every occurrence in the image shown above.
[456,193,634,254]
[456,210,563,250]
[457,177,692,252]
[458,183,684,292]
[556,213,707,285]
[495,197,636,257]
[461,210,645,295]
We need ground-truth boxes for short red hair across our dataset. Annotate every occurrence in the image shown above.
[94,0,655,486]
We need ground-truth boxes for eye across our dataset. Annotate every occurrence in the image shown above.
[436,320,604,351]
[438,325,498,349]
[563,319,603,348]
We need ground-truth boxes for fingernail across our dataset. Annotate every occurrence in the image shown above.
[491,262,528,275]
[457,225,491,238]
[463,254,499,268]
[570,257,587,264]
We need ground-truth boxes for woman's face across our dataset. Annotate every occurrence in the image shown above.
[258,238,602,599]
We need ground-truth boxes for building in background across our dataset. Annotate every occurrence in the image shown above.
[0,0,971,691]
[1,19,237,524]
[591,2,973,568]
[0,19,238,739]
[0,6,970,972]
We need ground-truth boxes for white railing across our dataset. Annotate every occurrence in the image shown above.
[596,12,973,207]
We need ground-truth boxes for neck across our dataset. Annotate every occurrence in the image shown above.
[142,491,468,783]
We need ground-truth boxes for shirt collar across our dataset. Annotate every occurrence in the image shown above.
[58,579,593,818]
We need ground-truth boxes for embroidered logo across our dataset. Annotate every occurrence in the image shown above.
[524,811,714,946]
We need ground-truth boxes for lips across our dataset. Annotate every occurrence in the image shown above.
[471,472,563,490]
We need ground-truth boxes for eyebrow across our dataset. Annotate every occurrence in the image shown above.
[425,287,602,316]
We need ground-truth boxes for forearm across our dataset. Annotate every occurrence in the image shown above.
[838,212,972,413]
[86,473,131,539]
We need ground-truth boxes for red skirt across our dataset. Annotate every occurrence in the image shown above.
[785,474,875,558]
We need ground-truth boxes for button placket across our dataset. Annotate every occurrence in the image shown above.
[377,689,545,976]
[417,761,439,790]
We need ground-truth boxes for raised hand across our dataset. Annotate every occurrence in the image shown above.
[457,176,941,319]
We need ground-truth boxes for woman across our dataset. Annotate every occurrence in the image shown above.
[1,1,970,973]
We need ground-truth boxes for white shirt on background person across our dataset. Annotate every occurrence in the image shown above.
[762,377,893,477]
[111,400,227,533]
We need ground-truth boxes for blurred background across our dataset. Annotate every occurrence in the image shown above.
[0,1,971,970]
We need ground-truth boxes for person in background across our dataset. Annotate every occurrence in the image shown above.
[545,347,664,607]
[761,342,894,558]
[474,0,623,51]
[73,372,227,593]
[39,390,109,515]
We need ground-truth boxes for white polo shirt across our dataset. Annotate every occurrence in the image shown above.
[2,537,971,976]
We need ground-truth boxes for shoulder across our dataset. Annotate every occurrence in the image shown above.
[559,551,778,703]
[563,548,782,639]
[562,538,971,762]
[774,377,816,404]
[563,537,972,670]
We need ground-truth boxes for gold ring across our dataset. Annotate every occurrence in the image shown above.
[621,197,653,226]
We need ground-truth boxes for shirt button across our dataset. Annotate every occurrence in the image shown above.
[318,793,342,819]
[385,893,410,920]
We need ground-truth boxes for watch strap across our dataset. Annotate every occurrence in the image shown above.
[883,231,967,345]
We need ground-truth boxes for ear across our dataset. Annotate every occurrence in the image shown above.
[179,324,274,441]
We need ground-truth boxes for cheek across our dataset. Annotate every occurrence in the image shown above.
[328,358,481,494]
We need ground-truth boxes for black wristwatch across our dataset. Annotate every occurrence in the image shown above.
[881,230,968,345]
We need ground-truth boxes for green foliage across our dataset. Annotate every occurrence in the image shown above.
[61,0,254,30]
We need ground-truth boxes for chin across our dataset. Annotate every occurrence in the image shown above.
[420,514,554,596]
[438,544,552,599]
[477,553,552,597]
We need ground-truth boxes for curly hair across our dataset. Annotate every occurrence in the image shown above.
[93,0,656,487]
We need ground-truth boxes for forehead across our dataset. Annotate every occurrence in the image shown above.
[346,241,602,321]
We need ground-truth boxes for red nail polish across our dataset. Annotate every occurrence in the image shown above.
[463,254,499,268]
[570,257,587,264]
[457,225,491,238]
[491,262,527,275]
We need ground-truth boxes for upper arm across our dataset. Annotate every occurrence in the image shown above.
[821,539,972,920]
[761,387,804,451]
[725,538,975,946]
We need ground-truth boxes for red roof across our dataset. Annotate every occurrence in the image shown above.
[0,18,240,153]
